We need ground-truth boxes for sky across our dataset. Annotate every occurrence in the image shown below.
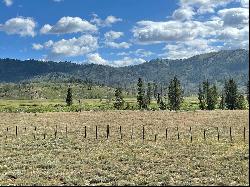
[0,0,249,67]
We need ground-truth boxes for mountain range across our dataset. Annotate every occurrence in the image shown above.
[0,49,249,93]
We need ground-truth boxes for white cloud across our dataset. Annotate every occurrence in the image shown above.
[32,43,44,50]
[106,41,131,49]
[104,30,123,41]
[180,0,234,14]
[117,49,154,57]
[3,0,13,6]
[40,17,97,34]
[40,35,98,57]
[160,39,219,59]
[91,14,122,27]
[0,17,36,37]
[112,57,145,67]
[240,0,249,7]
[86,53,108,65]
[132,20,213,44]
[172,6,195,21]
[218,8,249,28]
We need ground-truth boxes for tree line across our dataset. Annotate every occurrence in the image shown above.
[66,76,249,111]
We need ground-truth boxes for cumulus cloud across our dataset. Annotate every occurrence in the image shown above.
[40,17,97,34]
[172,6,195,21]
[91,14,122,27]
[105,41,131,49]
[3,0,13,6]
[180,0,234,14]
[218,8,249,28]
[86,53,108,65]
[104,30,131,49]
[112,57,145,67]
[104,30,124,41]
[32,43,44,50]
[117,49,154,57]
[0,17,36,37]
[37,35,98,58]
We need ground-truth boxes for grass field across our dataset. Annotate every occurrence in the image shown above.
[0,110,249,185]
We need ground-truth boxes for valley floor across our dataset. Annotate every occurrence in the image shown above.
[0,110,249,185]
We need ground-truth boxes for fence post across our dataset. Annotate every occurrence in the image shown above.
[217,127,219,141]
[177,126,179,140]
[6,127,8,139]
[203,129,206,141]
[96,126,98,139]
[166,128,168,140]
[131,126,133,140]
[84,126,87,138]
[120,126,122,140]
[154,134,157,142]
[107,125,109,139]
[190,127,192,142]
[142,126,145,141]
[15,126,17,138]
[54,125,57,139]
[34,126,37,140]
[230,127,232,142]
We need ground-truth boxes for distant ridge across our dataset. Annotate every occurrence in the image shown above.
[0,49,249,93]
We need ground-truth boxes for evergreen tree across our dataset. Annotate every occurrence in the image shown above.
[236,94,246,110]
[137,78,146,109]
[202,79,209,106]
[219,92,225,110]
[66,87,73,106]
[146,83,152,105]
[114,87,125,110]
[207,84,218,110]
[157,93,161,104]
[153,82,158,100]
[159,99,167,110]
[198,85,206,110]
[168,76,183,111]
[224,79,238,110]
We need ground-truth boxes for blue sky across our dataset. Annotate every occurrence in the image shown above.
[0,0,249,66]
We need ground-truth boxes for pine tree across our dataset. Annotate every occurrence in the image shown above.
[202,79,209,107]
[207,84,218,110]
[198,85,206,110]
[224,79,238,110]
[236,94,246,110]
[159,99,167,110]
[219,92,225,110]
[114,87,125,110]
[146,83,152,105]
[66,87,73,106]
[137,78,145,109]
[157,93,161,104]
[153,82,158,100]
[168,76,183,111]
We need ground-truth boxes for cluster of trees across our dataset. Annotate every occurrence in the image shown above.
[198,79,248,110]
[113,76,184,111]
[66,77,249,111]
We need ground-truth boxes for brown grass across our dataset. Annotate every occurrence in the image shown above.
[0,110,249,185]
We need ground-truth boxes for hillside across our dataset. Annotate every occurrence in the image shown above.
[0,49,249,93]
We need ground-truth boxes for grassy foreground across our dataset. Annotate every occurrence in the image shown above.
[0,110,249,185]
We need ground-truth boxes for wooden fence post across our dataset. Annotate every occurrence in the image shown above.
[177,127,179,140]
[217,127,219,141]
[65,125,68,138]
[166,128,168,140]
[230,127,232,142]
[203,129,206,141]
[15,126,17,138]
[142,126,145,141]
[131,126,133,140]
[154,134,157,142]
[96,126,98,139]
[107,125,109,139]
[190,127,192,142]
[84,126,87,138]
[119,126,122,140]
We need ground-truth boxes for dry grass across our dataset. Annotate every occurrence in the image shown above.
[0,110,249,185]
